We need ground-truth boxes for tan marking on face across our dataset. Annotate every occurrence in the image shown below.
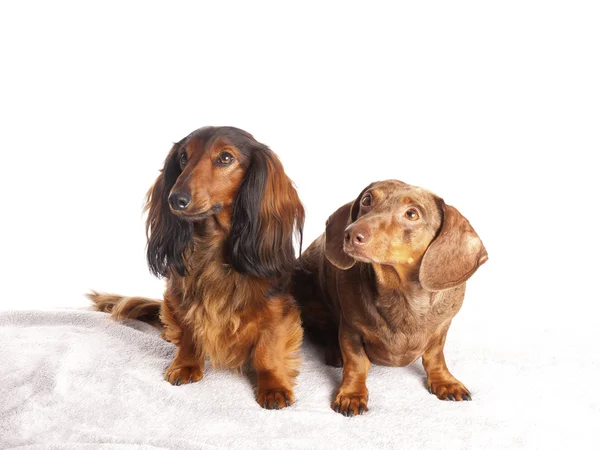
[346,180,443,268]
[171,136,247,217]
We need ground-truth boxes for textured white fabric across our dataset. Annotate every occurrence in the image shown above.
[0,309,597,449]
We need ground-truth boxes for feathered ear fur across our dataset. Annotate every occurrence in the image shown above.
[227,147,304,279]
[324,184,372,270]
[145,144,194,277]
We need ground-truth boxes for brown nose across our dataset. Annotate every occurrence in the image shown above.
[344,226,370,246]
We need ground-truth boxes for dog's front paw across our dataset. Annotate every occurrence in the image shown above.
[427,378,471,401]
[332,390,369,417]
[164,364,203,386]
[257,387,294,410]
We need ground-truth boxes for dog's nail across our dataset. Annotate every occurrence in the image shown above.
[285,399,291,407]
[462,394,471,401]
[447,394,455,401]
[334,405,340,413]
[359,405,365,415]
[427,386,433,394]
[342,409,348,417]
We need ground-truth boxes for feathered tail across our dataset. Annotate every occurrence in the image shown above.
[87,291,163,330]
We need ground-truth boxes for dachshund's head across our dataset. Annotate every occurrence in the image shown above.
[145,126,304,279]
[325,180,487,291]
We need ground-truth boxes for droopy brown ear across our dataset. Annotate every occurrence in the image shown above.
[419,201,488,291]
[145,143,194,278]
[325,202,355,269]
[228,144,304,279]
[325,184,372,270]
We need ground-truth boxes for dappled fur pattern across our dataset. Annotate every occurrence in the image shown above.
[293,180,487,416]
[89,126,304,409]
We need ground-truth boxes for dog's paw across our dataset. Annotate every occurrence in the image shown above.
[427,378,471,401]
[164,364,203,386]
[332,390,369,417]
[257,387,294,410]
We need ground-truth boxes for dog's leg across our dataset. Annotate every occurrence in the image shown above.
[162,295,204,385]
[164,332,204,385]
[324,331,343,368]
[422,323,471,401]
[292,268,342,366]
[332,321,370,416]
[253,301,302,410]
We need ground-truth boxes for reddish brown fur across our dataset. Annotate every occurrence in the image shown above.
[293,180,487,416]
[89,126,304,409]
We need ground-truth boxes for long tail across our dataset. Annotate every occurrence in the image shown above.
[87,290,163,330]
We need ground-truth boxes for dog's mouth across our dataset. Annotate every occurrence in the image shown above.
[173,203,224,220]
[343,243,377,264]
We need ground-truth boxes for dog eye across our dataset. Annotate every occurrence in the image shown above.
[405,209,419,220]
[361,194,372,207]
[180,152,188,166]
[216,152,234,166]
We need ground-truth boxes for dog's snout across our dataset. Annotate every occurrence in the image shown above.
[345,227,370,247]
[169,192,191,211]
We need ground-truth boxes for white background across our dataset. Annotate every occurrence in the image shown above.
[0,4,597,342]
[2,0,598,314]
[1,0,599,334]
[1,0,599,445]
[0,0,598,325]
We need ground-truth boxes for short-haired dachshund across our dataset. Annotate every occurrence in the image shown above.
[293,179,488,416]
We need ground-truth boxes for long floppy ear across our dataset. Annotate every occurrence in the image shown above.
[324,184,371,270]
[419,201,488,291]
[228,147,304,279]
[145,144,194,277]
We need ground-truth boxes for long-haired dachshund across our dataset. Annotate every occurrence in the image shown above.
[89,126,305,409]
[293,180,487,416]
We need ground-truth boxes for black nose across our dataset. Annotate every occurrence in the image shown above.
[168,192,191,211]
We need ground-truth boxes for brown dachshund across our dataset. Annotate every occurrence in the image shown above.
[88,126,305,409]
[293,180,487,416]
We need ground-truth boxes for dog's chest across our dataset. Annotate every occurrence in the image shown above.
[185,300,256,369]
[359,289,464,367]
[182,260,258,369]
[362,318,432,367]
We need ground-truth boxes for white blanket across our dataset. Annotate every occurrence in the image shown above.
[0,309,596,449]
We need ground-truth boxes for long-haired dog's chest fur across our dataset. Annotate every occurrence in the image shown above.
[175,235,268,369]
